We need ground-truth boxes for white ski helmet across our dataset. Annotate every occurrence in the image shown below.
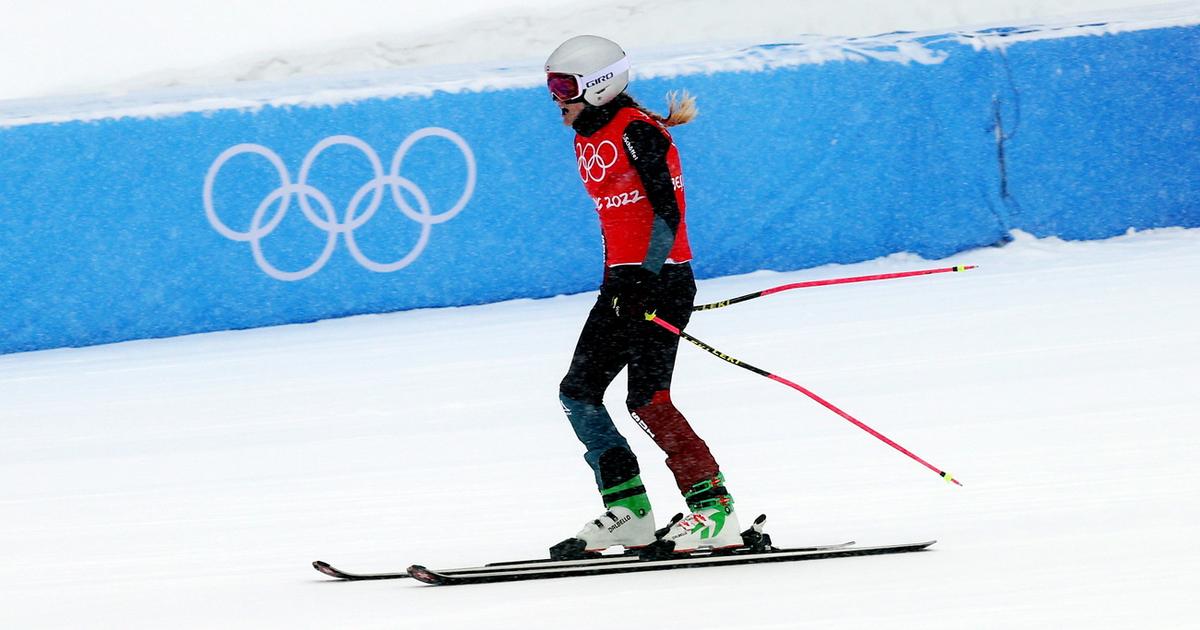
[545,35,630,107]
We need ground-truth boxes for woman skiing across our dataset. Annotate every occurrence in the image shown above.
[545,35,742,560]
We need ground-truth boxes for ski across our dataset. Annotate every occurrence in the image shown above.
[312,561,411,581]
[313,540,857,581]
[406,540,936,586]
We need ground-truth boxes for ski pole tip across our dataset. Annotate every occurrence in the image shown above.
[953,265,977,272]
[942,471,962,486]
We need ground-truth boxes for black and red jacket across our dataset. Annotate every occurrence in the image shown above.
[571,94,692,275]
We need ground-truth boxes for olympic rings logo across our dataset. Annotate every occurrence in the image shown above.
[576,139,619,183]
[203,128,475,282]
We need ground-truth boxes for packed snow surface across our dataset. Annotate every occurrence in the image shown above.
[1,0,1192,102]
[5,2,1200,127]
[2,228,1197,628]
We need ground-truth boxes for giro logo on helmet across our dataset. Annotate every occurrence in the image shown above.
[585,72,614,88]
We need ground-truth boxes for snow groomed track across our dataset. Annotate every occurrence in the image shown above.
[2,228,1197,627]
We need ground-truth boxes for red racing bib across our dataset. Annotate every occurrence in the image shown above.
[574,107,692,267]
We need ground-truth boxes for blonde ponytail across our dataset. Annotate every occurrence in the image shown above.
[635,90,698,127]
[663,91,698,126]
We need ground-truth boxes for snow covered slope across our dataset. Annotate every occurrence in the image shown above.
[2,228,1197,628]
[2,0,1191,102]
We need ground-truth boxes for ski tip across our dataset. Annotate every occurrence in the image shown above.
[406,565,440,585]
[312,561,339,578]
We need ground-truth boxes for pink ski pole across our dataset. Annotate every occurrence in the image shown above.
[649,315,962,486]
[693,265,976,311]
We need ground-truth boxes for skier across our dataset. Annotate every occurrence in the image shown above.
[545,35,742,560]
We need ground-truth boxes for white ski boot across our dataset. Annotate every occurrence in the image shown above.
[655,505,742,554]
[550,505,657,559]
[643,472,743,556]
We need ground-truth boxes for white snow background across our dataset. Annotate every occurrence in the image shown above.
[0,0,1189,102]
[1,1,1198,628]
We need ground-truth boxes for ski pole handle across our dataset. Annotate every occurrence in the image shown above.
[693,265,976,312]
[649,314,962,486]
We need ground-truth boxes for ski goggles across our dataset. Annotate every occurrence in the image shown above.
[546,56,630,102]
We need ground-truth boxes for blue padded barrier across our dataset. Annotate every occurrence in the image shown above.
[1,23,1197,354]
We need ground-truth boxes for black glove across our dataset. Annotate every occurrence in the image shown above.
[607,267,657,321]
